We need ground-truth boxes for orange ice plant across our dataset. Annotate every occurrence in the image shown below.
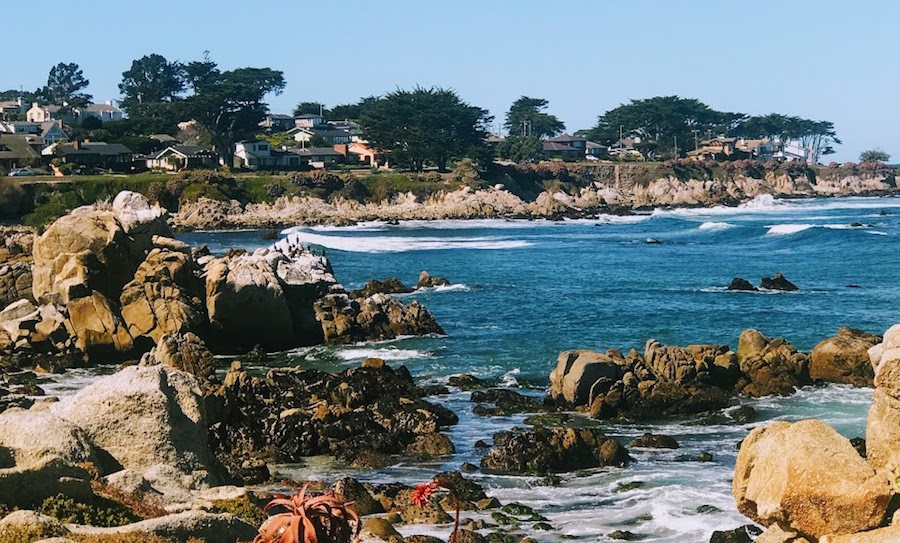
[252,483,361,543]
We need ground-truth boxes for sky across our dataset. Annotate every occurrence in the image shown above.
[2,0,897,162]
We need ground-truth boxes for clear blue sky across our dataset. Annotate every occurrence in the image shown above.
[2,0,896,161]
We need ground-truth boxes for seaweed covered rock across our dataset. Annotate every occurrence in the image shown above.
[733,420,890,540]
[480,427,630,474]
[208,362,458,468]
[809,327,881,386]
[350,278,413,298]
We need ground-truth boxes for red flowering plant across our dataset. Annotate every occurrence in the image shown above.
[411,481,461,543]
[252,483,361,543]
[411,473,487,543]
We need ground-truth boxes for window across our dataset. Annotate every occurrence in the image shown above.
[258,144,269,151]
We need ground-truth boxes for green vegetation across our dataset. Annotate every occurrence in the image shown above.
[860,149,891,162]
[209,495,267,527]
[37,493,138,527]
[504,96,565,139]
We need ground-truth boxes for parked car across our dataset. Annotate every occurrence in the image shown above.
[8,168,33,177]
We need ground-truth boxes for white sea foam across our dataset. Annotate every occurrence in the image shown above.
[423,283,471,293]
[766,223,815,235]
[698,221,734,231]
[499,367,521,387]
[282,231,530,252]
[335,347,432,361]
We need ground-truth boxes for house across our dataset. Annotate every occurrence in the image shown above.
[259,113,296,132]
[290,147,344,169]
[43,141,135,170]
[608,136,644,160]
[290,125,352,146]
[26,101,124,125]
[148,134,179,145]
[686,137,752,162]
[0,99,24,119]
[146,145,218,171]
[547,134,587,151]
[585,141,606,159]
[293,114,326,128]
[335,141,380,166]
[328,120,365,142]
[0,121,68,147]
[542,141,582,161]
[759,138,812,164]
[234,140,308,169]
[0,134,41,170]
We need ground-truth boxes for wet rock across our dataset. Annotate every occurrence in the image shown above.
[460,462,478,472]
[350,278,413,298]
[737,330,809,397]
[809,327,881,387]
[474,440,491,450]
[417,270,450,289]
[696,505,723,514]
[477,497,501,510]
[609,530,643,540]
[760,273,799,291]
[434,471,487,502]
[628,433,679,449]
[480,427,630,474]
[730,405,757,423]
[709,525,763,543]
[406,433,456,457]
[362,517,401,540]
[549,349,625,405]
[314,293,444,345]
[734,420,890,540]
[850,437,866,458]
[471,388,545,416]
[449,374,488,390]
[727,278,758,292]
[333,477,383,516]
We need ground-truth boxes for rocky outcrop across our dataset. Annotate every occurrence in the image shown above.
[207,361,457,470]
[350,278,413,298]
[809,327,881,386]
[314,293,444,344]
[66,510,257,543]
[733,419,891,540]
[417,271,450,289]
[66,291,133,355]
[727,278,757,292]
[865,325,900,489]
[736,329,809,397]
[481,427,630,474]
[760,273,799,291]
[142,331,215,381]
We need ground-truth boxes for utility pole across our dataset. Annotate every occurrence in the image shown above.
[673,135,678,159]
[692,129,700,150]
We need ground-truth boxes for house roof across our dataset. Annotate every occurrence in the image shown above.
[585,141,605,149]
[0,135,41,160]
[297,126,351,138]
[542,142,580,152]
[268,113,294,120]
[84,103,121,113]
[0,101,21,110]
[149,145,215,159]
[149,134,178,143]
[295,114,324,119]
[290,147,343,157]
[55,142,133,156]
[40,122,66,138]
[547,134,586,143]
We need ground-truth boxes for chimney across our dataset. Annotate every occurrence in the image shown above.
[73,140,80,150]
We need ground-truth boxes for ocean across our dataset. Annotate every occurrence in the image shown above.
[56,195,900,542]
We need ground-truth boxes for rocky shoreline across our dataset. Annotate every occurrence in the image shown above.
[0,190,899,542]
[172,170,898,230]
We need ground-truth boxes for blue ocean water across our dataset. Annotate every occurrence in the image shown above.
[174,195,900,542]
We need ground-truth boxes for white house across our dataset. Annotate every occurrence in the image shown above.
[294,113,325,128]
[234,140,307,169]
[0,121,68,147]
[289,126,352,146]
[26,101,124,124]
[146,145,218,171]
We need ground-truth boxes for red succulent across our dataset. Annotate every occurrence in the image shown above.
[252,483,360,543]
[411,481,440,508]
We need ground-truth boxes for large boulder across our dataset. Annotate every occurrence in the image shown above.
[549,350,623,405]
[866,325,900,488]
[480,427,630,474]
[143,331,215,381]
[809,328,881,386]
[737,330,809,397]
[0,260,35,308]
[644,340,730,385]
[820,525,900,542]
[314,293,444,344]
[53,364,220,484]
[66,510,256,543]
[120,248,206,343]
[66,291,133,355]
[733,420,891,540]
[32,207,136,305]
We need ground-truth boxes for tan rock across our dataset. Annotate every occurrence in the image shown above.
[820,524,900,542]
[734,419,890,539]
[738,329,770,361]
[549,349,621,405]
[66,291,133,354]
[810,328,881,386]
[756,523,812,543]
[865,389,900,489]
[146,331,215,381]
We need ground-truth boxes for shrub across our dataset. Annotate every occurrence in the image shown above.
[264,182,287,200]
[0,523,66,543]
[210,496,267,527]
[291,170,342,191]
[38,493,138,527]
[0,179,26,219]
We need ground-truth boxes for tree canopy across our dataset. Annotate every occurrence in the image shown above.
[504,96,565,139]
[859,149,891,162]
[118,54,186,113]
[293,101,325,117]
[179,55,286,166]
[326,96,379,121]
[42,62,92,109]
[588,96,743,159]
[496,135,543,163]
[729,113,840,162]
[360,87,492,171]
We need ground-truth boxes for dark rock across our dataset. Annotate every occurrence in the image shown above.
[480,427,630,474]
[609,530,643,540]
[727,278,758,292]
[737,329,809,397]
[709,525,763,543]
[615,481,645,493]
[460,462,478,472]
[760,272,799,291]
[730,405,757,424]
[449,374,488,391]
[850,222,864,227]
[434,471,487,502]
[405,536,445,543]
[417,270,451,289]
[696,505,723,514]
[406,433,455,457]
[262,229,278,240]
[314,293,444,344]
[349,278,413,298]
[474,439,491,450]
[851,437,867,458]
[471,388,546,416]
[645,238,663,245]
[628,433,679,449]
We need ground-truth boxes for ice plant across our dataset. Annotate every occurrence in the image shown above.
[412,480,460,543]
[253,483,361,543]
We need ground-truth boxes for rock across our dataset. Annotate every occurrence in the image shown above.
[850,437,866,458]
[32,208,139,305]
[66,510,257,543]
[628,433,679,449]
[350,278,413,298]
[66,291,133,356]
[144,331,215,381]
[864,389,900,487]
[761,273,799,291]
[0,510,69,539]
[362,517,401,540]
[471,388,544,416]
[406,433,455,457]
[549,350,623,405]
[480,427,630,474]
[119,248,206,344]
[0,456,95,509]
[0,260,35,308]
[417,271,451,289]
[404,536,446,543]
[54,364,221,483]
[433,471,487,502]
[809,328,881,386]
[333,477,383,516]
[111,191,168,237]
[755,524,811,543]
[820,525,900,542]
[730,405,758,423]
[737,330,809,397]
[449,374,488,390]
[710,525,764,543]
[0,409,99,467]
[733,420,891,540]
[609,530,642,540]
[314,293,444,345]
[478,497,501,510]
[727,278,758,292]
